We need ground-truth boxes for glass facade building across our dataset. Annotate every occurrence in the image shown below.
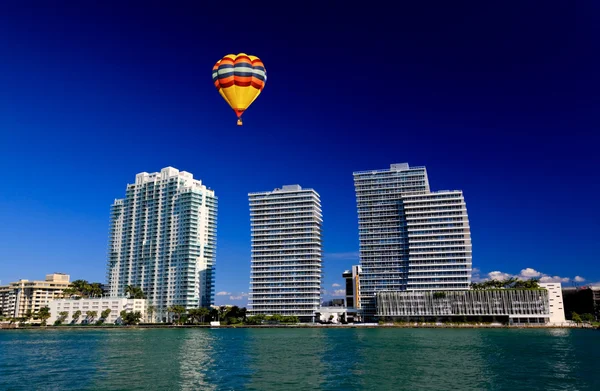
[353,163,472,316]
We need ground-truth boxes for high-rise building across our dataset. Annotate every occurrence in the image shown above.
[106,167,217,321]
[353,163,472,316]
[0,273,71,319]
[248,185,322,321]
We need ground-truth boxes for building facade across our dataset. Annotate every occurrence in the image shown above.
[0,274,71,319]
[562,285,600,321]
[542,282,566,324]
[353,163,472,316]
[376,283,566,324]
[376,289,549,323]
[48,297,147,325]
[343,265,362,309]
[106,167,217,320]
[248,185,323,321]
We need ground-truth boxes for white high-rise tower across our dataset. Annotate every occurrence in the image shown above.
[353,163,472,316]
[107,167,217,321]
[248,185,323,321]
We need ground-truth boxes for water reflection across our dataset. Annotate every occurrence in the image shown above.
[177,330,218,390]
[245,329,328,391]
[318,329,367,390]
[89,329,188,390]
[1,328,599,390]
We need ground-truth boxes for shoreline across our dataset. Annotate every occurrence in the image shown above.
[1,323,597,331]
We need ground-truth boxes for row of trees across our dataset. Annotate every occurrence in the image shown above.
[53,308,143,326]
[62,280,146,299]
[571,312,596,324]
[4,307,53,326]
[470,278,540,290]
[162,305,299,325]
[62,280,103,298]
[166,305,248,325]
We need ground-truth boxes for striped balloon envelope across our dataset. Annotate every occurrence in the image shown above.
[212,53,266,126]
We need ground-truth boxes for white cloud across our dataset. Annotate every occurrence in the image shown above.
[216,291,230,296]
[519,268,542,278]
[488,271,512,281]
[230,295,242,300]
[480,267,583,285]
[332,289,345,296]
[332,283,341,287]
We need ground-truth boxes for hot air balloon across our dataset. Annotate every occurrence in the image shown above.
[212,53,266,126]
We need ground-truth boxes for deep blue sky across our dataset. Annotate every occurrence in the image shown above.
[1,2,598,305]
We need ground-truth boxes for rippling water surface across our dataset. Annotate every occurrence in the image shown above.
[1,328,598,390]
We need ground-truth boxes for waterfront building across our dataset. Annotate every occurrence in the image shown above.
[47,297,147,325]
[342,265,362,322]
[376,282,566,324]
[106,167,217,321]
[562,285,600,321]
[353,163,472,316]
[0,274,71,320]
[248,185,323,322]
[542,283,566,324]
[342,265,362,309]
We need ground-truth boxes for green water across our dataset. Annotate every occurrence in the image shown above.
[0,328,598,390]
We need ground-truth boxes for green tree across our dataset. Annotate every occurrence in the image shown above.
[146,305,156,323]
[187,308,202,324]
[188,308,210,324]
[62,280,104,298]
[86,311,98,324]
[87,283,103,297]
[38,306,51,326]
[167,305,187,324]
[125,285,146,299]
[120,311,142,325]
[245,314,266,325]
[57,311,69,324]
[23,309,33,324]
[100,308,112,322]
[72,310,82,323]
[198,307,210,323]
[218,306,230,322]
[571,312,582,324]
[581,313,594,323]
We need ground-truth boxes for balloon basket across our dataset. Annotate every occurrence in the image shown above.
[237,119,243,126]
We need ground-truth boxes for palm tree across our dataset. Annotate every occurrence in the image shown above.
[38,306,51,326]
[125,285,146,299]
[23,309,33,324]
[87,283,103,297]
[86,311,97,324]
[57,311,69,324]
[199,307,210,324]
[188,308,201,324]
[146,305,156,323]
[100,308,112,323]
[72,310,82,324]
[167,305,187,324]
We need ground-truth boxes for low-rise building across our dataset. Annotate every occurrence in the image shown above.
[562,285,600,321]
[0,273,71,319]
[376,283,566,325]
[48,297,147,325]
[542,283,566,324]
